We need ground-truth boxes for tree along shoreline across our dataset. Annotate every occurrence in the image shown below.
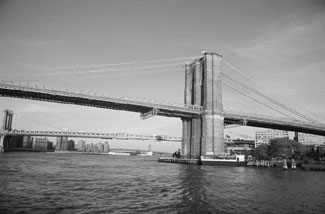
[252,137,325,163]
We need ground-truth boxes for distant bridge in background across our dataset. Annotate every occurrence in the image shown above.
[0,129,182,142]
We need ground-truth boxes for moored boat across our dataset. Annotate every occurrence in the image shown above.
[200,155,247,166]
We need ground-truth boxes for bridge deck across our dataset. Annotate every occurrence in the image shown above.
[0,83,202,118]
[1,83,325,136]
[224,111,325,136]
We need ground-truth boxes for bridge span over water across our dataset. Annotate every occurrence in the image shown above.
[1,82,324,136]
[1,51,325,158]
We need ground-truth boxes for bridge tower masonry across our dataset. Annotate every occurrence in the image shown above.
[2,109,13,131]
[1,109,14,150]
[182,52,224,159]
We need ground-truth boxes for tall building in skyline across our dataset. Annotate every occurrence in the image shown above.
[104,142,109,153]
[67,140,75,151]
[55,136,68,151]
[77,140,86,152]
[86,144,91,152]
[90,143,94,152]
[32,137,52,150]
[97,142,104,152]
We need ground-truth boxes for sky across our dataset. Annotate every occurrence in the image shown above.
[1,0,325,152]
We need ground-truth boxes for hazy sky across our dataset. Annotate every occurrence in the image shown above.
[1,0,325,151]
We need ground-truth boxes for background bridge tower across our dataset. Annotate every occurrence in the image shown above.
[2,109,13,131]
[1,109,14,151]
[182,52,224,158]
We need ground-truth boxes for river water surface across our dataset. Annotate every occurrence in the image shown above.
[0,152,324,214]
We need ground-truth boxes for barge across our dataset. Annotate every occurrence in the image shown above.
[200,155,247,166]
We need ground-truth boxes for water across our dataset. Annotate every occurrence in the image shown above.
[0,153,324,214]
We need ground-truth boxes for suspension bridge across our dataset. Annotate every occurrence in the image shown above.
[0,83,324,135]
[1,51,324,158]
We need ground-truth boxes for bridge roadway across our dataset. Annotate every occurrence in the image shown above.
[0,130,182,142]
[1,83,325,136]
[0,83,201,118]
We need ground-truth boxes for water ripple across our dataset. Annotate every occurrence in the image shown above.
[0,153,325,214]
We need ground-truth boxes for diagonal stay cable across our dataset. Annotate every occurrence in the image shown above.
[222,73,316,123]
[223,61,319,123]
[222,82,293,119]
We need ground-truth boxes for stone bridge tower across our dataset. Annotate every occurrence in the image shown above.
[1,109,14,151]
[2,109,13,131]
[182,52,224,159]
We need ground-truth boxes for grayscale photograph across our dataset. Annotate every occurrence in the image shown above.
[0,0,325,213]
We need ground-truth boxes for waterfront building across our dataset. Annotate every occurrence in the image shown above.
[32,137,52,150]
[55,137,61,150]
[77,140,86,152]
[297,133,325,146]
[81,140,86,151]
[22,136,32,148]
[77,140,82,151]
[225,139,255,155]
[55,136,68,151]
[104,142,109,153]
[68,140,75,151]
[97,142,104,152]
[47,142,53,150]
[255,129,289,147]
[86,144,91,152]
[6,136,23,149]
[62,140,68,151]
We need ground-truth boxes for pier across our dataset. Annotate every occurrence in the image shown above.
[301,162,325,171]
[158,157,199,164]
